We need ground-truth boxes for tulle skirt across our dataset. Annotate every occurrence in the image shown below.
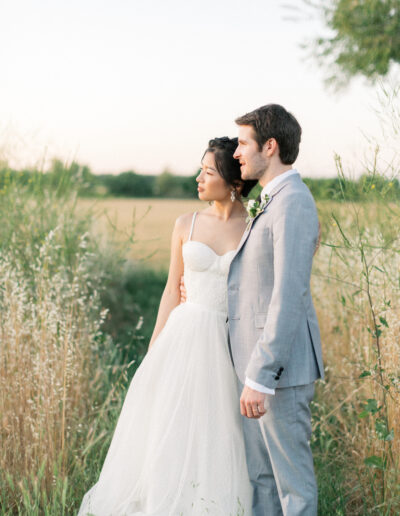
[78,302,253,515]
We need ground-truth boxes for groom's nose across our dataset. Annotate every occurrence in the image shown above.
[233,146,240,159]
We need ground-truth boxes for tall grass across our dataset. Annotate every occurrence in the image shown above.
[311,173,400,513]
[310,84,400,514]
[0,172,138,514]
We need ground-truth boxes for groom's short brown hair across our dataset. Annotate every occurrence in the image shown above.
[235,104,301,165]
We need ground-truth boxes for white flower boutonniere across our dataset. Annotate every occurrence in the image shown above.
[245,193,270,228]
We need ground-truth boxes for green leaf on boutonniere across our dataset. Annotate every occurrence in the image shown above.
[245,193,270,224]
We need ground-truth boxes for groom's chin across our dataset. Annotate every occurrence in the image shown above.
[240,169,250,180]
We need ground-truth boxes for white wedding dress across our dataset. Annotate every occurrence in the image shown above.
[78,212,253,516]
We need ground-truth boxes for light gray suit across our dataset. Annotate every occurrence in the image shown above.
[227,173,324,516]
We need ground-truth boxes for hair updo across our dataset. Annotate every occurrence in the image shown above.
[203,137,257,197]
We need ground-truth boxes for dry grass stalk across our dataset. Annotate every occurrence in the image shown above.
[0,227,108,498]
[312,201,400,513]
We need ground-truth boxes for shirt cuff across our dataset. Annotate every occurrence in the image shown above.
[245,377,275,395]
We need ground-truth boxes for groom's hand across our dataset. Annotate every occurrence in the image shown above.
[240,385,266,419]
[179,276,187,303]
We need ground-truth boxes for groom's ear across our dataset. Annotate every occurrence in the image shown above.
[262,138,279,157]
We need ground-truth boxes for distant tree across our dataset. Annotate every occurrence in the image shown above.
[305,0,400,85]
[180,173,198,198]
[100,171,156,197]
[155,169,184,198]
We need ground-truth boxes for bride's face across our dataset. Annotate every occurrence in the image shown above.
[196,152,231,203]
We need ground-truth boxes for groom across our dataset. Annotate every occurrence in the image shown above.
[228,104,324,515]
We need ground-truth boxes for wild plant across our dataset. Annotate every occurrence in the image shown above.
[312,158,400,514]
[0,173,134,513]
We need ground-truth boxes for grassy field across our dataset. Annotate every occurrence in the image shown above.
[78,198,203,268]
[1,186,399,515]
[77,196,398,266]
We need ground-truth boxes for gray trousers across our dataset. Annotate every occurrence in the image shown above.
[238,381,318,516]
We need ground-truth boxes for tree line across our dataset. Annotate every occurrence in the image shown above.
[0,158,399,201]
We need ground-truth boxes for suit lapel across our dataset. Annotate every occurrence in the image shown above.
[232,176,296,260]
[234,196,273,257]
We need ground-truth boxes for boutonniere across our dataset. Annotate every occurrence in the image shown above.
[245,193,270,228]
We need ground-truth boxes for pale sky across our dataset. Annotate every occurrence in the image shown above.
[0,0,395,177]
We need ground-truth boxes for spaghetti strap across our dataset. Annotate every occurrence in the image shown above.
[188,212,198,241]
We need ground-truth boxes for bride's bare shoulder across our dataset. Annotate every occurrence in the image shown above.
[174,209,208,240]
[173,212,195,239]
[175,212,193,228]
[176,208,206,224]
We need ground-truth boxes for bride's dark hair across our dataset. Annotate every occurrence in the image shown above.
[203,137,257,197]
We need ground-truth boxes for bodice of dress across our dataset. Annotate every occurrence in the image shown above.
[182,240,235,314]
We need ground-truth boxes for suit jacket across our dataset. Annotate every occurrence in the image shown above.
[227,174,324,389]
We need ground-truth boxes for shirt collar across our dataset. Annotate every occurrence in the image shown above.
[260,169,299,199]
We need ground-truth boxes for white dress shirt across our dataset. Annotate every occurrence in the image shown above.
[245,168,300,395]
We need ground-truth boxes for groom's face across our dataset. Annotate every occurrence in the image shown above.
[234,125,268,181]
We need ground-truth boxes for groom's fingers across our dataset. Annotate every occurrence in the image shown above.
[254,402,266,416]
[240,398,253,418]
[246,401,262,419]
[240,386,266,418]
[179,276,187,303]
[240,398,247,417]
[252,403,264,418]
[251,404,259,418]
[246,402,255,418]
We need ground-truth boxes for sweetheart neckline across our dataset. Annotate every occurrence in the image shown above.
[183,240,236,257]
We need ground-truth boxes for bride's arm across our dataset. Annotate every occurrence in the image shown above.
[147,215,187,350]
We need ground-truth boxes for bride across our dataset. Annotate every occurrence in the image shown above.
[78,137,257,516]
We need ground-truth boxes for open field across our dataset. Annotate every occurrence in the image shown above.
[2,189,399,514]
[78,198,203,268]
[77,197,397,267]
[78,196,389,268]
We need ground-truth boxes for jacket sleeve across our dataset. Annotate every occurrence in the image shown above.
[244,191,319,389]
